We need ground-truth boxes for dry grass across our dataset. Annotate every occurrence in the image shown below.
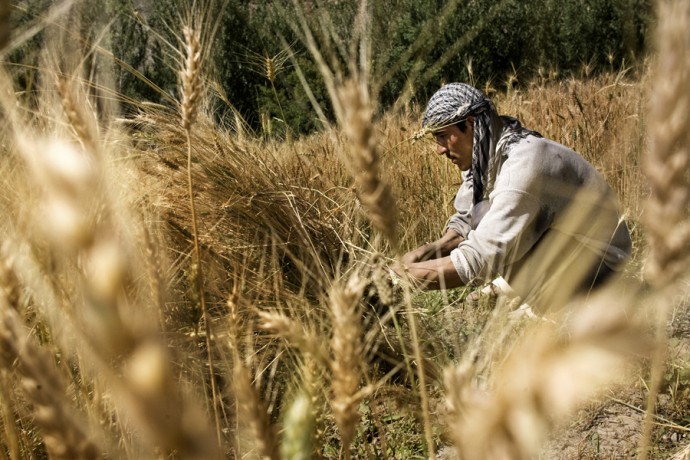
[0,2,687,459]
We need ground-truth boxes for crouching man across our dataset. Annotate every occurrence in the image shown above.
[394,83,631,306]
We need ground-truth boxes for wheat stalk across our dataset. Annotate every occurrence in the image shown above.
[179,20,223,447]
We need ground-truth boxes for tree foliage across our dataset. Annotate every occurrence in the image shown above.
[6,0,653,134]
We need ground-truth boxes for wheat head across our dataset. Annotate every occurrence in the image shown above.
[180,25,203,131]
[0,256,102,460]
[643,0,690,288]
[337,78,398,249]
[329,271,366,458]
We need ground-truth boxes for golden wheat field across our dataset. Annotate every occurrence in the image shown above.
[0,0,688,459]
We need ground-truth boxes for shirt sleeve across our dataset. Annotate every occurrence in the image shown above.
[445,175,473,238]
[449,188,549,285]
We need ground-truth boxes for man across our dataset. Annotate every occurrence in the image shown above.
[394,83,631,305]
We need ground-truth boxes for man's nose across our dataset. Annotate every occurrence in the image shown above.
[436,143,447,155]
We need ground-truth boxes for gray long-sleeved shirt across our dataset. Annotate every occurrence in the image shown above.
[447,135,631,285]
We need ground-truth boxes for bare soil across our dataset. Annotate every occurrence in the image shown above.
[432,295,690,459]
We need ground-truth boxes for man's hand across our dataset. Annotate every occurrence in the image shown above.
[392,230,466,291]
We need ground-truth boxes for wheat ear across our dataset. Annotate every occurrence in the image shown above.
[639,1,690,457]
[179,21,222,447]
[292,3,397,248]
[232,361,281,460]
[181,26,202,131]
[257,310,329,363]
[643,0,690,289]
[56,75,98,152]
[329,272,365,459]
[338,78,398,249]
[18,132,219,457]
[0,256,101,460]
[227,298,280,460]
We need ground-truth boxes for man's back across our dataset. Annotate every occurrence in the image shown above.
[450,134,631,289]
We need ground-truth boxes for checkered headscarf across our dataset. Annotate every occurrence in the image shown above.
[422,83,497,204]
[422,83,492,130]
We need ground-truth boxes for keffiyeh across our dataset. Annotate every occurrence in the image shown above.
[422,83,491,129]
[422,83,541,204]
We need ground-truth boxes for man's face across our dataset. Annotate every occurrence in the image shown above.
[433,117,474,171]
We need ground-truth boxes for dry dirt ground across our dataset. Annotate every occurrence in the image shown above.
[432,294,690,459]
[436,377,688,460]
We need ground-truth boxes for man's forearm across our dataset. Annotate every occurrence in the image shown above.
[402,230,464,264]
[401,256,464,290]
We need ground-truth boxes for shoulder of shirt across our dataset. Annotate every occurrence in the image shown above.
[501,136,547,166]
[495,136,556,188]
[506,134,546,151]
[503,136,583,166]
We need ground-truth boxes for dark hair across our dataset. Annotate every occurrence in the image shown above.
[455,118,469,133]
